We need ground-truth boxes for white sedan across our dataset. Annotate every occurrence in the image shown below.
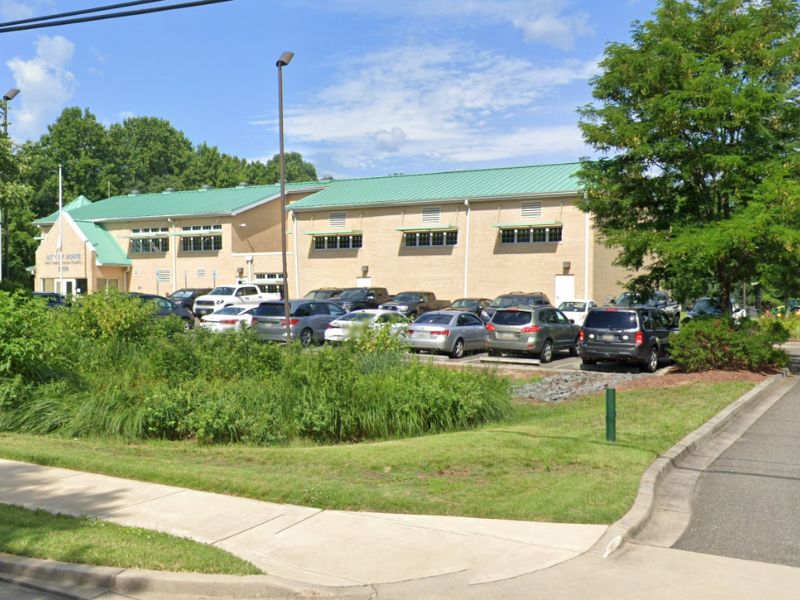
[199,303,259,332]
[557,299,597,326]
[324,309,410,342]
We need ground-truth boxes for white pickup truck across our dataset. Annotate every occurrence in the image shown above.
[192,284,278,317]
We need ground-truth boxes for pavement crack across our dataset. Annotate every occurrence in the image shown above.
[271,508,325,536]
[210,512,285,544]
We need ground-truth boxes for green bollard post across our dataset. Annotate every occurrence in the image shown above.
[605,385,616,442]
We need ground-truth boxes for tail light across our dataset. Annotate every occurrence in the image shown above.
[219,319,239,325]
[579,329,585,342]
[280,318,300,326]
[430,329,450,336]
[486,323,496,332]
[406,328,414,335]
[520,325,541,333]
[635,331,645,346]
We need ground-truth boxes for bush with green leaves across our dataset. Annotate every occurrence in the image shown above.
[0,291,60,382]
[670,318,788,372]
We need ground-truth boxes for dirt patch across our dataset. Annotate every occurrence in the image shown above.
[617,370,768,392]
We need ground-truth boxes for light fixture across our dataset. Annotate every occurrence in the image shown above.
[3,88,19,101]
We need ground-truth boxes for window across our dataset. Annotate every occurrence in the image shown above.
[422,206,440,224]
[181,225,222,252]
[499,226,562,244]
[97,278,119,291]
[131,236,169,253]
[403,230,458,247]
[312,234,362,250]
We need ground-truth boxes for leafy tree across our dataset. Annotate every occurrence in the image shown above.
[182,143,249,189]
[578,0,800,311]
[0,136,35,284]
[248,151,318,184]
[108,116,193,193]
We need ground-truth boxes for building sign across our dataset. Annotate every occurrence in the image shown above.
[44,253,82,265]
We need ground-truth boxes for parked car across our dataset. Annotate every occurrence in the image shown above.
[130,293,195,329]
[405,310,487,359]
[246,299,346,346]
[329,287,391,312]
[199,303,259,332]
[324,309,410,343]
[481,291,551,322]
[379,291,449,318]
[611,290,681,326]
[168,288,211,314]
[485,306,580,362]
[444,297,492,318]
[557,299,597,326]
[31,291,65,308]
[193,284,275,317]
[304,288,343,300]
[578,307,672,372]
[683,297,746,323]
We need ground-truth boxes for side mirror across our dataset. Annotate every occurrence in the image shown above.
[367,294,375,301]
[569,319,575,324]
[609,298,616,304]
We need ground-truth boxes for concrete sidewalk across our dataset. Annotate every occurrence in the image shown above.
[0,459,605,588]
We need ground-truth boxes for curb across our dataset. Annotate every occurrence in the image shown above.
[0,551,375,599]
[590,372,791,559]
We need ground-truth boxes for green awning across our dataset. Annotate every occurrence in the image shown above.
[491,221,562,229]
[395,225,458,232]
[305,229,362,236]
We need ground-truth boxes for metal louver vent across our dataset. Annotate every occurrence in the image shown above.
[521,201,542,218]
[329,212,346,229]
[156,269,171,283]
[422,206,441,223]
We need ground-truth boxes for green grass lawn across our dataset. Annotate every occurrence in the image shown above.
[0,380,752,524]
[0,504,260,574]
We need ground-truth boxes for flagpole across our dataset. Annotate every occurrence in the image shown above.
[58,165,63,296]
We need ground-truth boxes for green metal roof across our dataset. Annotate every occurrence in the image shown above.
[73,220,131,266]
[35,182,328,224]
[34,195,93,225]
[289,163,581,211]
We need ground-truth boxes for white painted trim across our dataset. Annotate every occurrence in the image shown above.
[463,199,471,297]
[229,194,279,216]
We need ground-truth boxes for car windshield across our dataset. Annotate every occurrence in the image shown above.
[492,310,532,326]
[559,301,586,311]
[393,292,422,303]
[450,299,475,309]
[257,303,286,317]
[208,287,235,296]
[414,313,453,326]
[338,288,367,299]
[337,312,374,322]
[584,311,638,329]
[215,306,247,315]
[490,295,537,308]
[693,298,721,314]
[169,290,194,299]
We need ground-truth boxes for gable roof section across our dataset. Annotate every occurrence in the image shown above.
[35,182,328,225]
[288,162,582,211]
[34,195,93,225]
[73,219,131,266]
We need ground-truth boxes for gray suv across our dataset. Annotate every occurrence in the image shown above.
[579,307,672,372]
[248,299,346,346]
[486,305,580,362]
[481,291,551,322]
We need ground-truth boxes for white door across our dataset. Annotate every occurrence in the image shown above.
[554,275,575,307]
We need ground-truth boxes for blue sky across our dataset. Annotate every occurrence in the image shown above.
[0,0,658,179]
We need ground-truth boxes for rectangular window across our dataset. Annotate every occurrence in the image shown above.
[98,278,119,291]
[131,237,169,253]
[403,230,458,247]
[499,226,563,245]
[312,234,362,251]
[520,201,542,219]
[422,206,441,224]
[182,234,222,252]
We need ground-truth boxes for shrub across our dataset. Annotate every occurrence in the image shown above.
[0,292,60,381]
[670,318,788,372]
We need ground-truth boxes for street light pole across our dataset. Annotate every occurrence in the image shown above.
[0,88,20,283]
[276,51,294,342]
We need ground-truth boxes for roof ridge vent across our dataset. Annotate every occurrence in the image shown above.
[237,181,248,188]
[162,187,175,194]
[128,190,140,196]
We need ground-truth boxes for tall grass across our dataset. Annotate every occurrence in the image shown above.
[0,291,511,444]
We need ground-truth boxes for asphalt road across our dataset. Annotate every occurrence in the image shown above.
[674,373,800,566]
[0,580,65,599]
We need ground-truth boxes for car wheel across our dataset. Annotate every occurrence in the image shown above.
[183,318,193,331]
[488,348,501,357]
[540,339,554,363]
[672,313,681,327]
[643,346,659,373]
[299,328,314,347]
[450,338,465,359]
[569,336,579,357]
[581,357,596,366]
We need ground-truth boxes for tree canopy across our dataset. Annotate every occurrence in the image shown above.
[578,0,800,309]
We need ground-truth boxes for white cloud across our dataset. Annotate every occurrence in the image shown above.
[254,43,596,170]
[6,35,76,140]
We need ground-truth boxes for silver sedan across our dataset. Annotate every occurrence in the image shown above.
[325,309,410,343]
[405,310,487,359]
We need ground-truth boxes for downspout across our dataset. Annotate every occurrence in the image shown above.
[583,210,590,299]
[292,210,300,296]
[463,199,471,297]
[168,218,177,293]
